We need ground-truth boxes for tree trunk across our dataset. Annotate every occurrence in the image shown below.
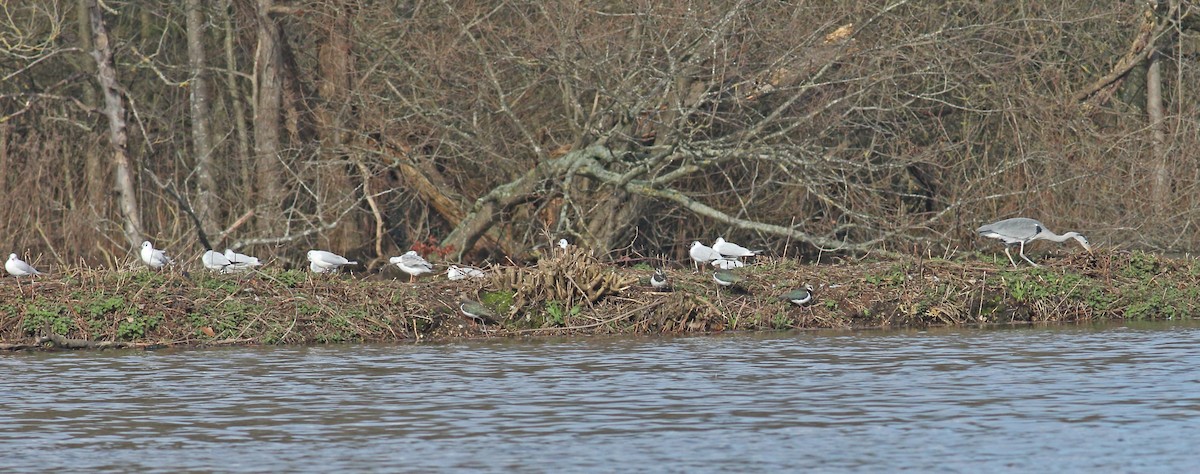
[76,0,106,215]
[317,3,364,253]
[87,0,143,248]
[220,0,251,186]
[186,0,219,237]
[254,0,285,234]
[1147,47,1168,207]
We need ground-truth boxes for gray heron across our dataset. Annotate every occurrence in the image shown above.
[976,217,1091,267]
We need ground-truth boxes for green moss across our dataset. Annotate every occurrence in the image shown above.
[1122,251,1161,279]
[273,270,307,288]
[544,300,582,326]
[199,275,239,292]
[117,312,162,340]
[296,301,323,317]
[132,271,167,286]
[80,294,125,318]
[1125,286,1193,320]
[482,290,514,315]
[22,300,71,335]
[770,312,790,330]
[864,264,908,287]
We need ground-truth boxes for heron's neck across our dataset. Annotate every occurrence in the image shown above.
[1042,231,1077,242]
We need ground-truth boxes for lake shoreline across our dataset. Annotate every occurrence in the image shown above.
[2,248,1195,351]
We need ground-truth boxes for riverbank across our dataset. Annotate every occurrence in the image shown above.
[2,247,1197,350]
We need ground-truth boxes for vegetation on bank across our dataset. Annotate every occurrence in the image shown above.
[2,248,1197,351]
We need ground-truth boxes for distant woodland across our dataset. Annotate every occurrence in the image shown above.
[3,0,1199,268]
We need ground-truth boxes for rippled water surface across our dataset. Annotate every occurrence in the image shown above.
[4,321,1200,472]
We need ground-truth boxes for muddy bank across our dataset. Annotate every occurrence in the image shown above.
[1,248,1197,350]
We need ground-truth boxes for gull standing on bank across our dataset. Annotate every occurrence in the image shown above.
[140,241,173,269]
[390,250,434,282]
[6,254,41,277]
[689,241,722,271]
[307,250,357,273]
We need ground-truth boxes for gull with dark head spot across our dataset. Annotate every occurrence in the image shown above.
[224,249,262,272]
[6,254,41,277]
[447,265,486,281]
[140,241,173,269]
[712,237,758,258]
[202,250,233,273]
[711,258,745,270]
[307,250,357,274]
[689,241,722,271]
[390,250,434,282]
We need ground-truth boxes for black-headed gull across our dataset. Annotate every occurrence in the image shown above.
[202,250,233,273]
[6,254,41,277]
[224,249,262,271]
[711,258,745,270]
[712,237,758,258]
[390,250,433,282]
[140,241,173,268]
[307,250,357,273]
[689,241,722,271]
[447,264,486,281]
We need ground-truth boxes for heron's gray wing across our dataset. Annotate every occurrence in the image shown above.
[978,218,1041,240]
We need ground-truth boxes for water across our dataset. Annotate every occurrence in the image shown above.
[3,321,1200,472]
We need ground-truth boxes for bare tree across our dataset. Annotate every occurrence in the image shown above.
[9,0,1200,265]
[87,0,143,247]
[185,0,219,238]
[253,0,285,235]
